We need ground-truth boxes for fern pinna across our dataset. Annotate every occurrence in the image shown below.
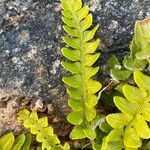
[102,70,150,149]
[61,0,101,139]
[0,132,31,150]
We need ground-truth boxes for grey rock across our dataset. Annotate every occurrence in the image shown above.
[0,3,6,14]
[17,30,30,44]
[0,16,3,25]
[0,0,150,132]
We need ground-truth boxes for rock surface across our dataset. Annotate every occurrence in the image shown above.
[0,0,150,133]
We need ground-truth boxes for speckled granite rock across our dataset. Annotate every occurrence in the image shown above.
[0,0,150,121]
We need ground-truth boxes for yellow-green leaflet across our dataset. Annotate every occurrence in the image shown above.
[18,109,70,150]
[20,133,32,150]
[61,0,101,140]
[0,132,31,150]
[0,132,14,150]
[102,70,150,149]
[10,134,25,150]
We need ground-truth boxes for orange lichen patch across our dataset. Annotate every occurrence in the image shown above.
[139,18,150,26]
[9,14,24,26]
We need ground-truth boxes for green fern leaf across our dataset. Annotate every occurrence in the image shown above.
[62,17,76,27]
[18,109,70,150]
[86,79,101,93]
[108,54,132,81]
[0,132,15,150]
[20,133,31,150]
[0,132,31,150]
[85,53,100,66]
[61,48,80,61]
[67,111,84,125]
[135,18,150,60]
[85,39,100,53]
[85,107,96,122]
[61,61,80,74]
[101,136,124,150]
[103,70,150,149]
[62,10,72,19]
[123,54,147,71]
[101,128,126,150]
[77,5,89,21]
[42,140,52,150]
[84,25,99,42]
[81,14,93,31]
[63,25,79,37]
[17,109,30,120]
[134,70,150,91]
[61,0,101,140]
[85,94,98,107]
[62,74,81,87]
[67,87,82,99]
[10,134,25,150]
[85,67,99,79]
[123,19,150,71]
[68,98,83,111]
[110,68,132,81]
[83,128,96,139]
[70,124,86,139]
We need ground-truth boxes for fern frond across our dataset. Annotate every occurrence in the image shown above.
[0,132,31,150]
[102,70,150,149]
[61,0,101,140]
[18,109,70,150]
[123,18,150,71]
